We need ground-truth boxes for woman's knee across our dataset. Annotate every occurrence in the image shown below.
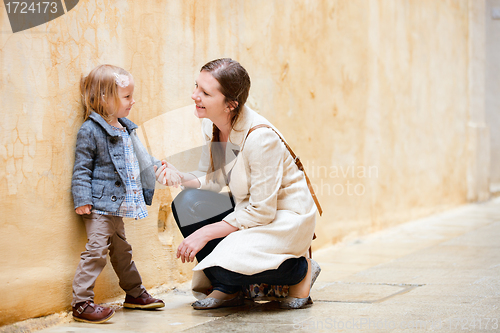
[172,189,199,225]
[172,188,201,215]
[173,188,230,207]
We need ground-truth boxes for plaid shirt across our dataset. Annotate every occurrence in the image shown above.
[94,126,148,220]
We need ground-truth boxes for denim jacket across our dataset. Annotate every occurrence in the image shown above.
[72,111,160,212]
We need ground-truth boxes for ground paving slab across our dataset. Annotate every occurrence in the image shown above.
[3,198,500,332]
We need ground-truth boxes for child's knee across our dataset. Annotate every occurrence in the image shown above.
[85,239,110,258]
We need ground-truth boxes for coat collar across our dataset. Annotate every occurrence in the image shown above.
[228,105,257,149]
[89,111,138,136]
[223,105,269,173]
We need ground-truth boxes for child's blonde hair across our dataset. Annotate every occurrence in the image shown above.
[80,64,132,121]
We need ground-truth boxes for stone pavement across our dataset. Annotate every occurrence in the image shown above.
[5,198,500,332]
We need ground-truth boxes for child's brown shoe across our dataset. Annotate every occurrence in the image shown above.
[123,291,165,309]
[72,301,115,323]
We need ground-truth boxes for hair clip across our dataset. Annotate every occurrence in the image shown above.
[114,73,130,88]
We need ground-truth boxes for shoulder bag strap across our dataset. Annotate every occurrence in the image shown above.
[245,124,323,216]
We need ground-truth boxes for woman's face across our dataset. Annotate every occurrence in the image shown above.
[192,70,228,121]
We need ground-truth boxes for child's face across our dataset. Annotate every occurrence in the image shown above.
[109,76,135,120]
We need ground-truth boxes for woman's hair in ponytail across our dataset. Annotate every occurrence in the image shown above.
[201,58,251,182]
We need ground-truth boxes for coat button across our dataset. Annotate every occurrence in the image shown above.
[110,137,118,144]
[115,181,121,187]
[111,195,117,201]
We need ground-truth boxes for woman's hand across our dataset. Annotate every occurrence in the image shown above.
[177,229,209,263]
[75,204,92,215]
[154,161,184,187]
[176,221,238,263]
[165,161,180,173]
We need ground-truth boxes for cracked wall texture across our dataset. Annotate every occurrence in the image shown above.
[0,0,472,325]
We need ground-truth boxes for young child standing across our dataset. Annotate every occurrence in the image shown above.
[71,64,169,323]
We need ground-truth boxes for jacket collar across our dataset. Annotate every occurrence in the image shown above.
[222,105,264,173]
[228,105,256,149]
[89,111,138,136]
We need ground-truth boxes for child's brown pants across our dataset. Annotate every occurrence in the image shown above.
[71,212,145,306]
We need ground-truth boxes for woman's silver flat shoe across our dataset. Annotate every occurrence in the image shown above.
[280,259,321,309]
[192,292,244,310]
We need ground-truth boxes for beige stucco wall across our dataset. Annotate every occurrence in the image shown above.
[486,0,500,186]
[0,0,481,326]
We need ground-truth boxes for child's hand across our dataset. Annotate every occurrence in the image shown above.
[164,168,183,187]
[75,204,92,215]
[156,160,180,173]
[155,162,184,187]
[165,161,180,173]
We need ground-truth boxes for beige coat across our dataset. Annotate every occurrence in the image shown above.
[190,106,316,295]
